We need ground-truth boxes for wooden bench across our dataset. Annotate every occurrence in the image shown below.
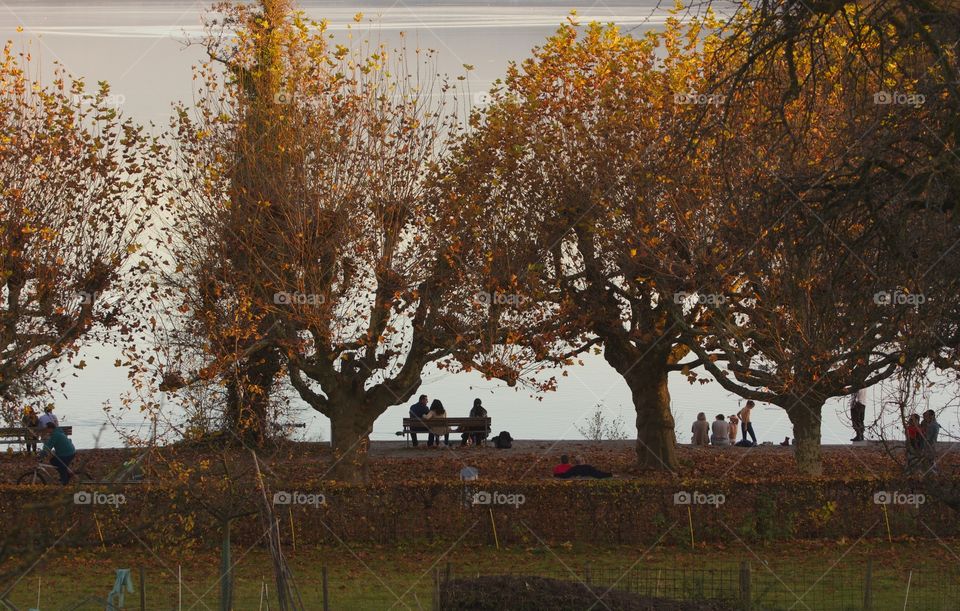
[399,417,491,446]
[0,426,73,448]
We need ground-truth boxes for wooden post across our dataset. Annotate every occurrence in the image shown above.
[139,566,146,611]
[863,559,873,611]
[488,508,500,551]
[903,569,913,610]
[289,506,297,553]
[585,562,592,586]
[444,562,452,609]
[433,566,441,610]
[321,566,329,611]
[220,519,233,611]
[739,561,751,611]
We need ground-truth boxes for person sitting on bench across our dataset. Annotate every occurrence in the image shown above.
[553,454,612,479]
[461,398,489,447]
[37,404,59,429]
[408,395,430,447]
[424,399,451,447]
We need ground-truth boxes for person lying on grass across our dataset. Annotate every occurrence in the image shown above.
[552,454,612,479]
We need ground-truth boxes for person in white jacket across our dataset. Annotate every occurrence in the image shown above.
[37,404,59,429]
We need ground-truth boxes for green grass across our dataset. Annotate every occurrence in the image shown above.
[3,541,958,609]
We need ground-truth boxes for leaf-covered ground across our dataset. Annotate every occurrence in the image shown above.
[2,439,955,484]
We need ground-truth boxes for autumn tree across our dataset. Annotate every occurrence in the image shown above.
[664,0,960,474]
[439,16,728,471]
[162,0,478,479]
[160,0,326,444]
[0,42,161,418]
[263,39,474,483]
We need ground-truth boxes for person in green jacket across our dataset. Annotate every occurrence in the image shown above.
[39,423,76,484]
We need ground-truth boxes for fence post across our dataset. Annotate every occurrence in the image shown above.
[863,559,873,611]
[321,566,329,611]
[433,566,441,610]
[138,566,145,611]
[739,561,751,611]
[585,562,592,586]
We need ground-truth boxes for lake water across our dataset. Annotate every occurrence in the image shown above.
[2,1,953,449]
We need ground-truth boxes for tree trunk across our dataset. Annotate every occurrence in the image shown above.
[602,339,678,471]
[328,408,376,483]
[623,364,678,471]
[225,346,281,446]
[598,333,678,471]
[786,401,824,476]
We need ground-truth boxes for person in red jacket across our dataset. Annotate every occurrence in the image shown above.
[906,413,923,472]
[553,454,612,479]
[906,413,923,447]
[553,455,574,476]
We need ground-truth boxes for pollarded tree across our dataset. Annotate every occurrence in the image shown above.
[162,0,479,477]
[439,16,730,471]
[667,3,960,475]
[265,38,474,483]
[160,0,327,444]
[0,42,161,415]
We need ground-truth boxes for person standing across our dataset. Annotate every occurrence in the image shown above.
[738,401,758,445]
[711,414,730,446]
[921,409,941,473]
[691,413,710,446]
[408,395,429,447]
[906,413,924,472]
[424,399,450,447]
[850,388,867,442]
[921,410,941,445]
[21,406,39,453]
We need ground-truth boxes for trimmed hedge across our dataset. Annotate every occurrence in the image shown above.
[0,479,954,550]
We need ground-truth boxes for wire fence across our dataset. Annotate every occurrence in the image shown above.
[16,557,959,610]
[325,561,960,610]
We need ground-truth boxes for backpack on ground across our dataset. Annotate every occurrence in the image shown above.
[493,431,513,449]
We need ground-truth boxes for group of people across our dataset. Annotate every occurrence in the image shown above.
[20,405,75,484]
[906,409,941,472]
[20,404,60,452]
[408,395,489,448]
[691,400,758,447]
